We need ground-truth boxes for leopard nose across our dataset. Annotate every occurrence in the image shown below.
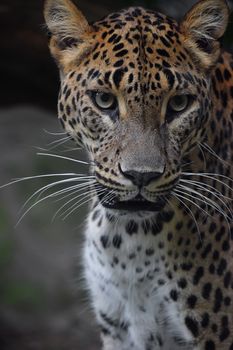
[120,168,165,187]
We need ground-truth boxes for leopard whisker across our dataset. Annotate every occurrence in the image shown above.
[175,186,232,225]
[54,181,96,203]
[59,146,82,153]
[183,171,233,183]
[47,135,72,148]
[171,191,202,241]
[52,183,97,221]
[99,189,116,207]
[180,179,232,201]
[36,179,95,209]
[180,179,233,228]
[61,189,106,220]
[34,135,74,152]
[0,173,91,189]
[19,177,95,214]
[37,152,91,166]
[182,172,233,193]
[164,196,178,214]
[177,186,232,238]
[181,161,194,169]
[197,143,207,171]
[178,183,233,220]
[60,187,103,218]
[47,135,71,145]
[174,188,213,219]
[199,142,232,168]
[43,129,67,136]
[176,185,229,218]
[16,179,95,226]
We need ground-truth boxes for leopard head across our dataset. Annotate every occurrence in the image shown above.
[44,0,229,213]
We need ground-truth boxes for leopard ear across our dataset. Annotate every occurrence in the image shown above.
[44,0,91,68]
[181,0,230,70]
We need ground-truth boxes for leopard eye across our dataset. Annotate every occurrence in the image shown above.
[168,95,189,113]
[94,92,117,110]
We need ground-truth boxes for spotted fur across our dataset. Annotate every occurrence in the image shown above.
[45,0,233,349]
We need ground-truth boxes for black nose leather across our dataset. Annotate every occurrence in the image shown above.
[121,169,164,187]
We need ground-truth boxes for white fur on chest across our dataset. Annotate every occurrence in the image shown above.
[83,206,194,349]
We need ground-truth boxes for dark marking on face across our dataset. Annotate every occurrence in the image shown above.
[112,68,125,88]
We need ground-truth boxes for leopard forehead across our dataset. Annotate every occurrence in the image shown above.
[93,7,180,59]
[63,7,197,88]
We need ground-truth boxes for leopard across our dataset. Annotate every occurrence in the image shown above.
[44,0,233,349]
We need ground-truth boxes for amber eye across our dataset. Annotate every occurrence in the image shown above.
[168,95,189,113]
[94,92,117,110]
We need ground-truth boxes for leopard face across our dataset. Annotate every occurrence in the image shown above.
[45,0,229,213]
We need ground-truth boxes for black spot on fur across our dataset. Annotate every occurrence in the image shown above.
[185,316,199,337]
[205,340,215,350]
[187,295,197,309]
[126,221,138,235]
[193,266,204,285]
[112,234,122,249]
[112,69,125,88]
[100,235,109,249]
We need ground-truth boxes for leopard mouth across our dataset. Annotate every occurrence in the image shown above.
[98,193,167,212]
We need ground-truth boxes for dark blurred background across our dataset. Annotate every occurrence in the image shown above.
[0,1,233,349]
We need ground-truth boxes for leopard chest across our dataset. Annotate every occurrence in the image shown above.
[83,207,196,349]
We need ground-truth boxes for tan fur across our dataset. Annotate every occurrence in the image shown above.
[44,0,92,69]
[181,0,229,70]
